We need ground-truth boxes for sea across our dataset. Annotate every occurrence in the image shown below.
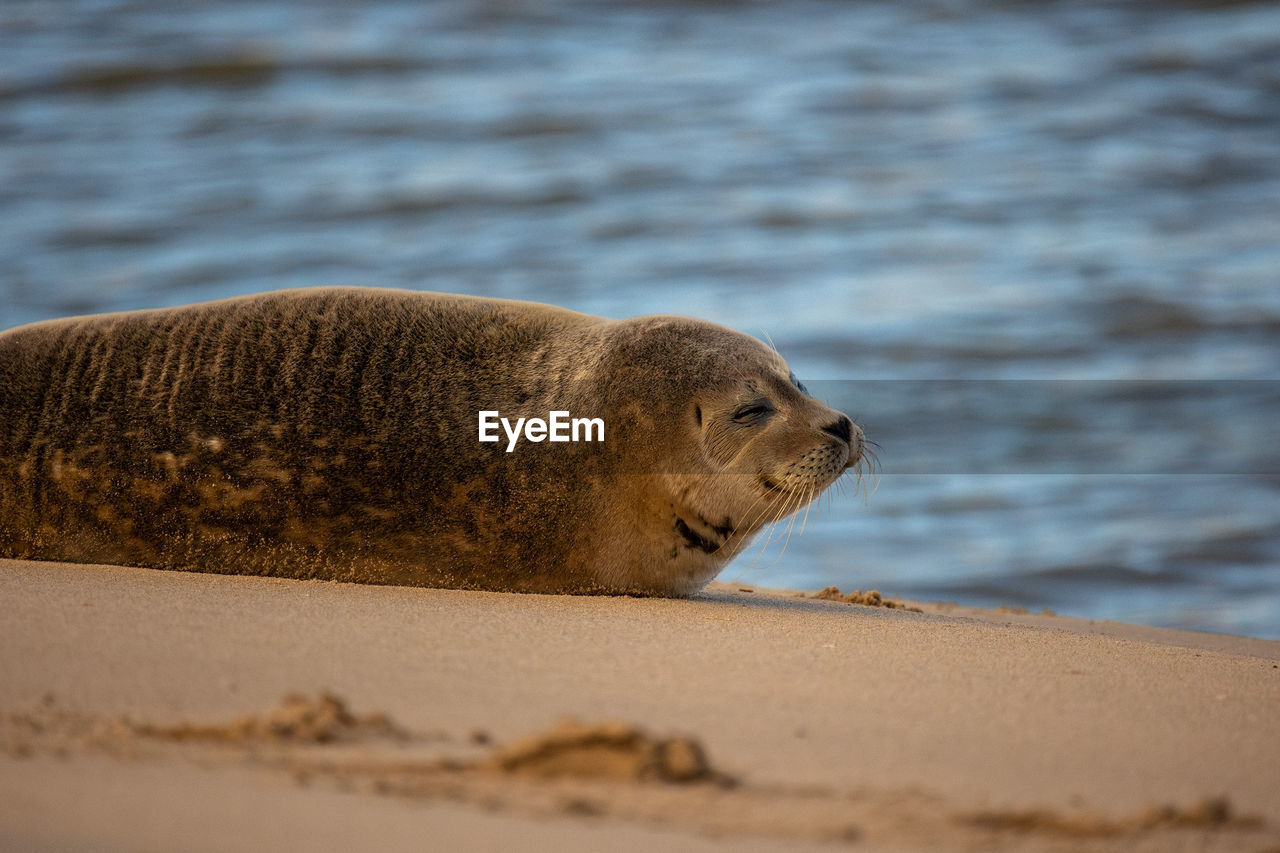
[2,0,1278,638]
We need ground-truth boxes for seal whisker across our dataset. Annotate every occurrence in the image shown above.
[737,502,773,568]
[731,477,793,543]
[713,478,774,556]
[831,477,848,499]
[773,490,806,563]
[861,447,882,501]
[797,483,815,537]
[738,522,775,575]
[762,483,811,569]
[741,488,794,572]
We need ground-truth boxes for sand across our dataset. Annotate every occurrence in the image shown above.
[1,558,1277,852]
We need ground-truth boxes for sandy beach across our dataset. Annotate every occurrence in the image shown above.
[2,558,1277,852]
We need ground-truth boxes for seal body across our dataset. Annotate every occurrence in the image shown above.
[0,288,862,595]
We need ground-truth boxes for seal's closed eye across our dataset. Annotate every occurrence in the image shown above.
[732,403,771,424]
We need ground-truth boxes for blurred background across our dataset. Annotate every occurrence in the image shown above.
[2,0,1278,637]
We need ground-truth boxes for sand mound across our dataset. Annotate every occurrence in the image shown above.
[131,692,407,745]
[809,585,923,612]
[481,718,718,784]
[961,797,1261,837]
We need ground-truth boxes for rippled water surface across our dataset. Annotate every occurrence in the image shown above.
[2,0,1278,637]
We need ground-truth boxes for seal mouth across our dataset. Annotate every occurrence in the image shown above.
[758,475,787,495]
[847,434,876,471]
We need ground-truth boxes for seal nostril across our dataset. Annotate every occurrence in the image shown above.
[822,416,852,445]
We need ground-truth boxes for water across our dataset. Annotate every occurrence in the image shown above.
[2,0,1278,637]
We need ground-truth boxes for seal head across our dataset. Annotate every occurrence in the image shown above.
[590,316,862,594]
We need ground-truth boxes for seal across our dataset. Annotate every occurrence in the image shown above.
[0,287,864,595]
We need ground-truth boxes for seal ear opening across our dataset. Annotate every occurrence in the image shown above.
[694,405,702,427]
